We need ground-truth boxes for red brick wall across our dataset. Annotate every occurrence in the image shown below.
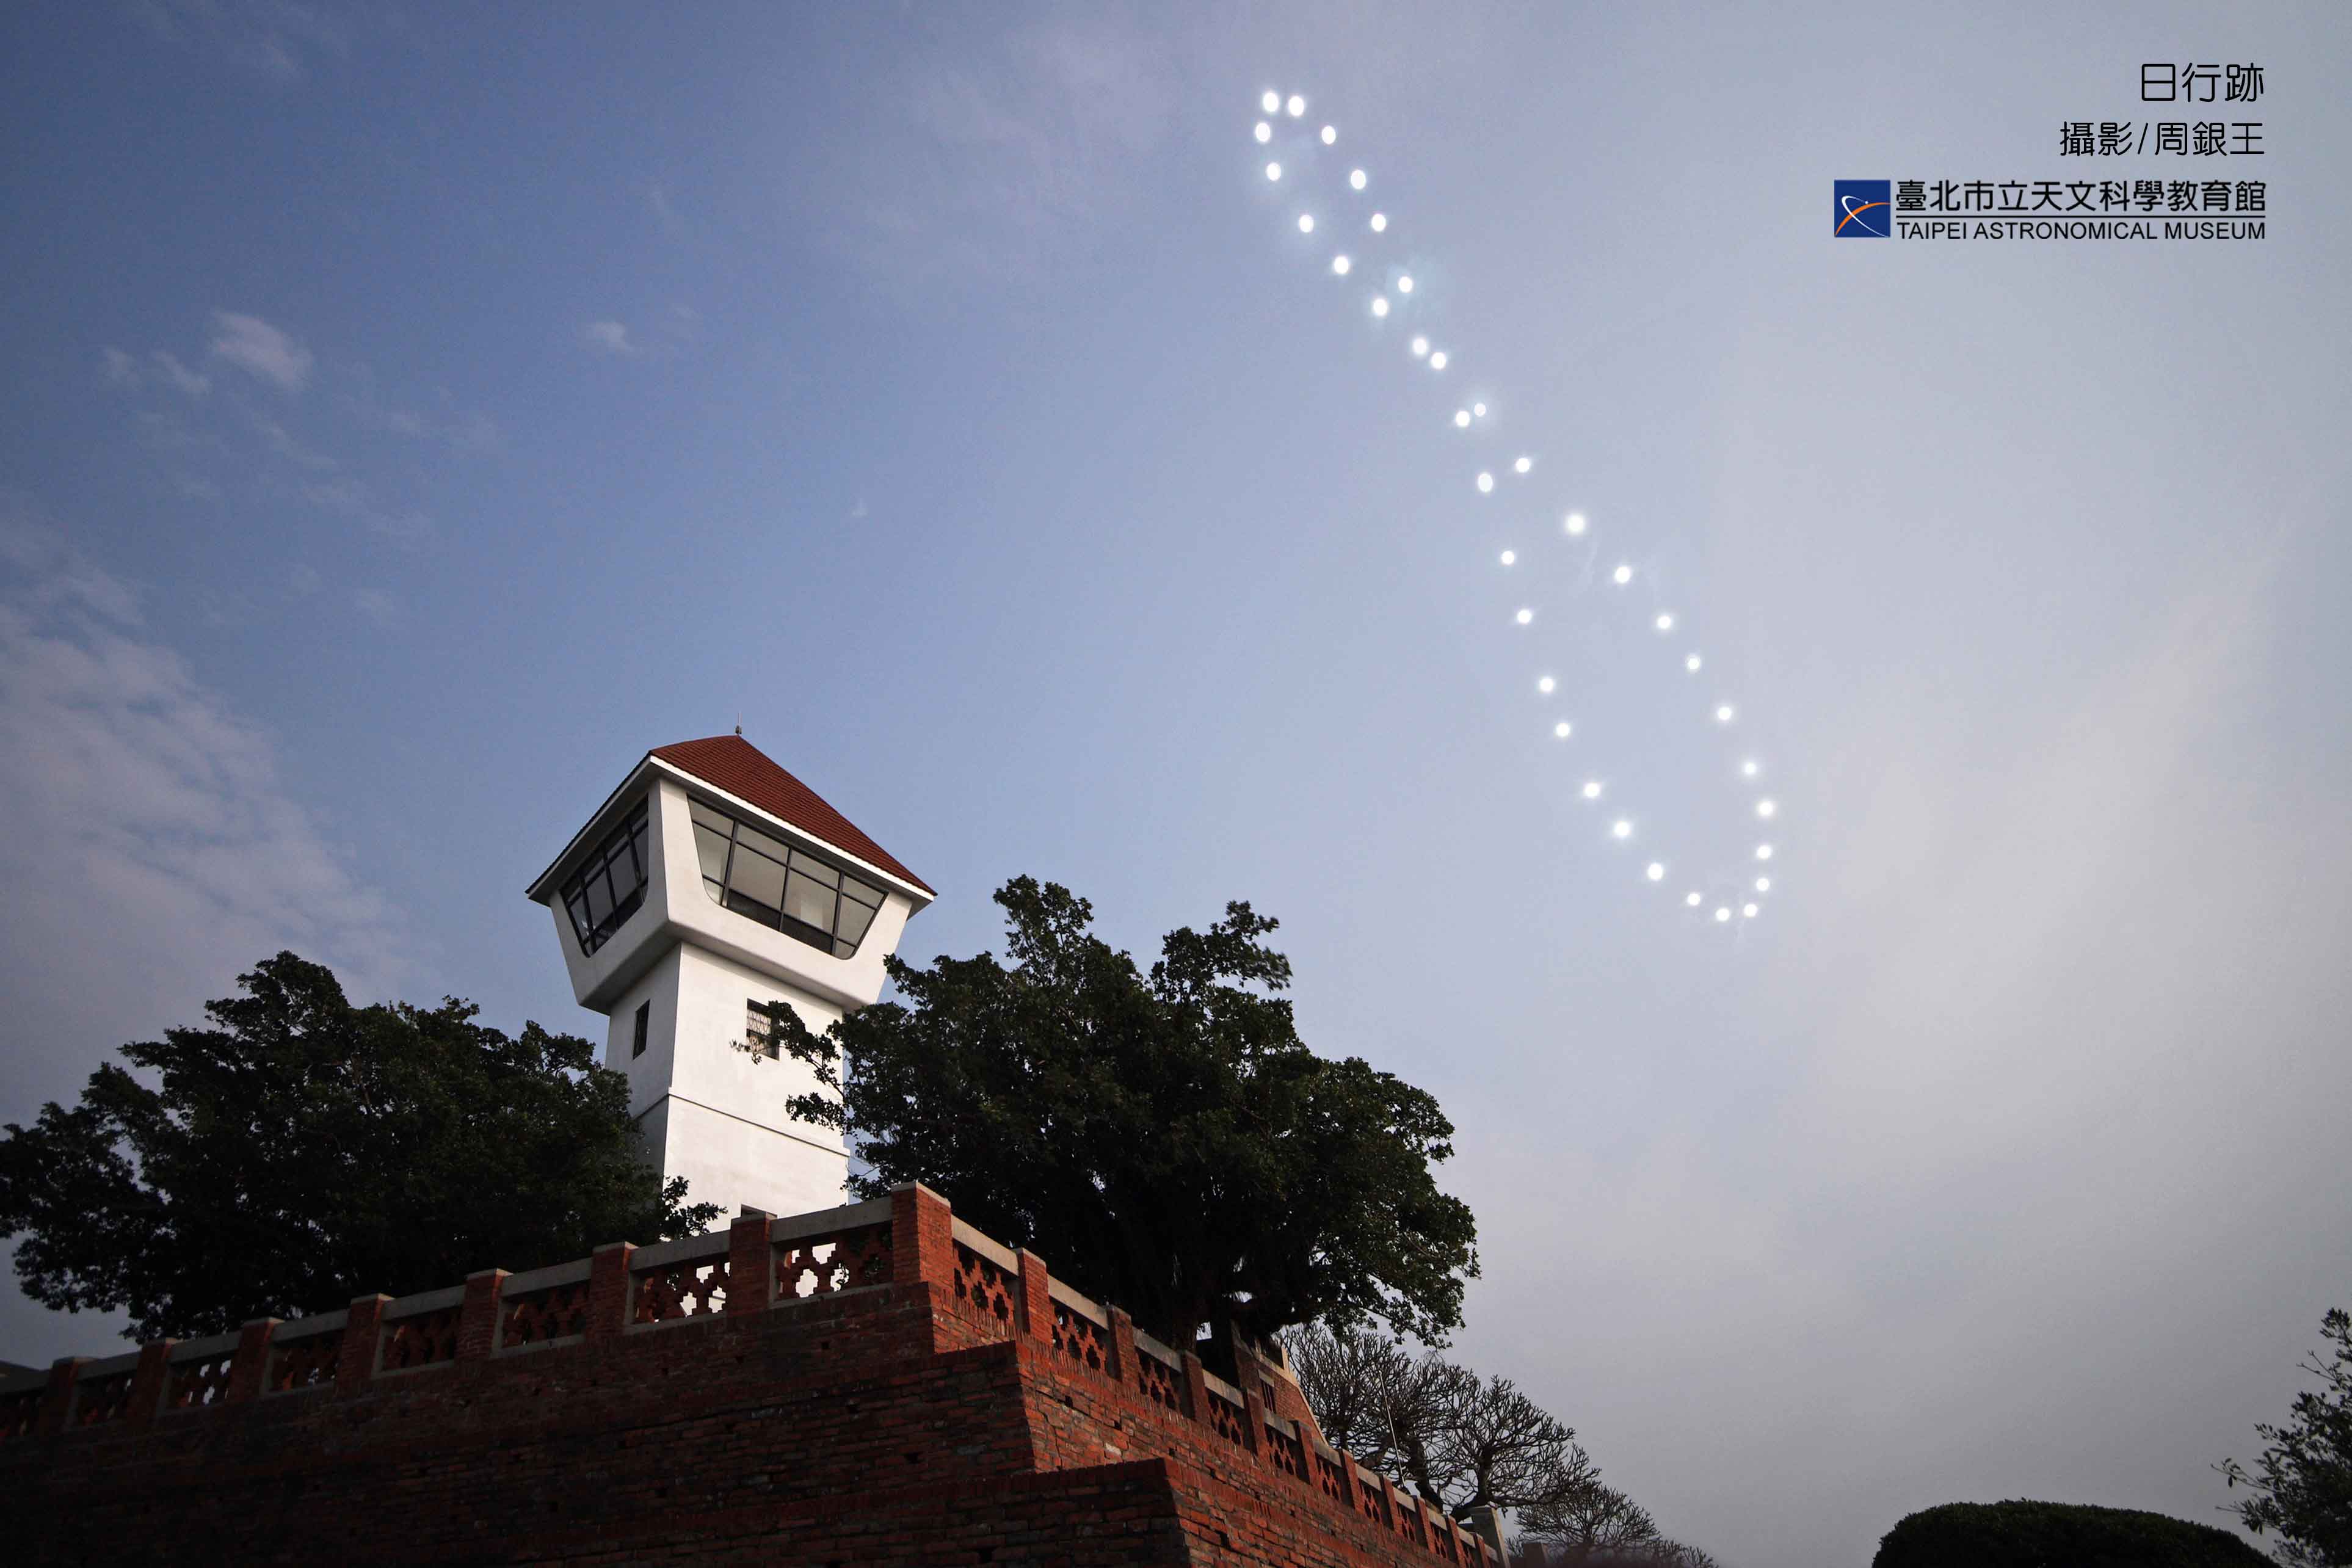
[0,1187,1490,1567]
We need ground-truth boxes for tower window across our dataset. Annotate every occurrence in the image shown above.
[688,799,887,959]
[746,1000,782,1059]
[631,1001,649,1059]
[561,799,651,956]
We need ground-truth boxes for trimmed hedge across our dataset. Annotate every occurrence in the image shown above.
[1873,1500,2270,1568]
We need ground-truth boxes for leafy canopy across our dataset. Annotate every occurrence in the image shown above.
[2222,1307,2352,1567]
[1872,1500,2270,1568]
[755,876,1478,1349]
[0,952,717,1340]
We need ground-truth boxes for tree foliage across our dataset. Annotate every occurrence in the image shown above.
[0,952,716,1340]
[1873,1500,2268,1568]
[1284,1323,1597,1520]
[753,877,1478,1349]
[2221,1307,2352,1566]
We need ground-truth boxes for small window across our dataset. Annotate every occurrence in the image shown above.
[745,1000,780,1059]
[631,1001,650,1059]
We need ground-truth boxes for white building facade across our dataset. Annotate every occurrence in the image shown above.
[526,735,933,1221]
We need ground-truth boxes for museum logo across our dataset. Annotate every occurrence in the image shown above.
[1834,180,1891,237]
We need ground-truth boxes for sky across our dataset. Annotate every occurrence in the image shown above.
[3,4,2349,1564]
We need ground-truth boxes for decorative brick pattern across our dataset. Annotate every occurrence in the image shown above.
[379,1304,460,1371]
[949,1240,1016,1336]
[632,1255,728,1324]
[1136,1339,1183,1410]
[775,1222,892,1300]
[1050,1297,1108,1373]
[267,1329,343,1393]
[499,1279,590,1347]
[71,1367,136,1428]
[165,1349,234,1410]
[0,1386,42,1440]
[1206,1386,1249,1446]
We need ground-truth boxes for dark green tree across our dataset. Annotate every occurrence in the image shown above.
[1873,1500,2268,1568]
[0,952,716,1340]
[2222,1308,2352,1566]
[753,876,1478,1349]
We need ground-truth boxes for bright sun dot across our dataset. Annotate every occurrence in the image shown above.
[1613,564,1633,585]
[1371,296,1389,317]
[1429,351,1447,369]
[1454,410,1471,427]
[1411,336,1429,357]
[1286,95,1305,117]
[1757,799,1777,818]
[1261,91,1280,114]
[1351,169,1367,191]
[1537,675,1555,693]
[1582,780,1603,800]
[1565,512,1587,535]
[1756,843,1774,860]
[1646,862,1664,882]
[1741,759,1760,777]
[1715,907,1731,923]
[1331,255,1351,275]
[1514,607,1532,625]
[1686,891,1704,907]
[1298,214,1314,233]
[1473,402,1487,417]
[1397,275,1414,294]
[1715,705,1735,723]
[1499,550,1516,567]
[1611,820,1632,840]
[1755,877,1771,893]
[1554,721,1572,739]
[1655,614,1674,632]
[1266,162,1282,181]
[1686,653,1703,672]
[1743,903,1759,918]
[1370,212,1387,231]
[1514,456,1532,473]
[1254,122,1272,143]
[1320,125,1336,145]
[1476,471,1495,493]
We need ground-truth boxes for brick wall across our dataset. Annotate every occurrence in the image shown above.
[0,1186,1492,1567]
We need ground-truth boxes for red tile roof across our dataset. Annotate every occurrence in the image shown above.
[652,735,933,897]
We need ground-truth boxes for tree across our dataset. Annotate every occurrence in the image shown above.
[1515,1481,1661,1558]
[753,877,1478,1349]
[0,952,717,1340]
[1874,1500,2267,1567]
[1284,1323,1599,1522]
[2221,1307,2352,1566]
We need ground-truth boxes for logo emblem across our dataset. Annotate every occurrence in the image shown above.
[1834,180,1890,238]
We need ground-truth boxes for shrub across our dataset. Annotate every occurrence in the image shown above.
[1873,1500,2270,1568]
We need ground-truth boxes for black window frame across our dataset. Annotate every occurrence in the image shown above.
[631,1001,650,1059]
[561,799,651,956]
[688,798,888,960]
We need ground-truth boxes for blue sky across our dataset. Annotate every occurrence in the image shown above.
[4,5,2350,1565]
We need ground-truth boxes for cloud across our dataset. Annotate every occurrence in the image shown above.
[582,320,637,356]
[299,477,431,545]
[209,310,313,391]
[100,347,211,398]
[127,0,353,83]
[351,587,396,626]
[0,491,407,1120]
[339,368,502,456]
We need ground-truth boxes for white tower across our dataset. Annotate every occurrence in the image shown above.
[525,735,933,1220]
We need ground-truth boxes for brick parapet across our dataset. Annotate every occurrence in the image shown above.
[2,1193,1490,1567]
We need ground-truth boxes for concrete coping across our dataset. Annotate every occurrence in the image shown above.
[769,1193,891,1244]
[1200,1366,1246,1407]
[500,1257,593,1297]
[0,1365,49,1396]
[948,1218,1018,1272]
[165,1330,242,1363]
[628,1228,730,1274]
[273,1308,348,1342]
[382,1283,466,1320]
[1044,1276,1107,1327]
[1265,1409,1298,1439]
[1131,1328,1182,1370]
[79,1350,142,1380]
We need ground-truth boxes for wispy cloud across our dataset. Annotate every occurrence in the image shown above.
[351,587,397,627]
[101,347,211,398]
[0,491,408,1117]
[126,0,354,83]
[209,310,313,392]
[582,319,637,356]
